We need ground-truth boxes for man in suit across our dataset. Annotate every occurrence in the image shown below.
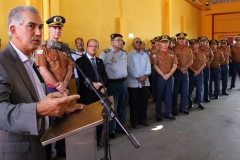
[76,39,108,147]
[0,6,83,160]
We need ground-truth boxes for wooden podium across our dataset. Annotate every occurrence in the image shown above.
[41,96,114,160]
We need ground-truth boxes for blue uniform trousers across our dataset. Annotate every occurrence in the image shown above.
[210,67,221,97]
[151,66,156,99]
[230,61,240,88]
[155,75,174,118]
[221,65,229,93]
[107,79,128,134]
[172,69,189,113]
[203,67,210,100]
[188,70,203,106]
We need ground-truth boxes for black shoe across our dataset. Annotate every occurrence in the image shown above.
[215,96,220,99]
[222,92,229,95]
[156,117,162,122]
[108,133,116,139]
[189,104,194,108]
[180,111,189,115]
[140,122,151,126]
[131,124,139,129]
[230,87,234,89]
[204,99,210,102]
[164,116,176,120]
[194,99,198,102]
[198,105,205,110]
[172,113,178,116]
[97,141,105,147]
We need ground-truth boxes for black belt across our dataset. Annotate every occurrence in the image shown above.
[108,77,127,82]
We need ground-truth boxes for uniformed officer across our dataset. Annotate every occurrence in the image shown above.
[185,39,190,47]
[172,32,194,116]
[35,15,74,158]
[99,33,128,139]
[152,35,178,121]
[230,37,240,89]
[169,37,176,50]
[198,36,214,102]
[220,39,231,95]
[148,36,161,102]
[209,40,225,99]
[188,39,207,110]
[147,39,155,52]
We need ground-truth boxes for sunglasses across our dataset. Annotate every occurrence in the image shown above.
[135,41,142,44]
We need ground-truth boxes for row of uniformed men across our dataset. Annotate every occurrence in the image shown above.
[147,33,240,121]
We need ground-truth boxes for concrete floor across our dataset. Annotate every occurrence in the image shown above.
[54,78,240,160]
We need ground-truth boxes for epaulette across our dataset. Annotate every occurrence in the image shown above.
[59,41,69,47]
[121,49,127,53]
[103,48,110,53]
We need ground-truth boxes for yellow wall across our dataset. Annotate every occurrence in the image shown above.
[170,0,202,39]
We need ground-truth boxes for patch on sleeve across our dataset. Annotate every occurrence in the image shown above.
[152,54,156,58]
[36,49,43,54]
[100,54,105,59]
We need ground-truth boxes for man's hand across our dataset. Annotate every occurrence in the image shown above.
[36,92,80,117]
[163,73,171,81]
[92,82,102,90]
[65,103,86,114]
[55,82,68,93]
[100,87,107,94]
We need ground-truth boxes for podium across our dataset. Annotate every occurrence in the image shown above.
[41,96,114,160]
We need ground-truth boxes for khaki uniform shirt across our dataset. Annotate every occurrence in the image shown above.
[199,47,214,66]
[35,40,73,85]
[230,45,240,62]
[173,45,194,68]
[220,47,231,65]
[152,49,178,74]
[149,49,159,65]
[191,51,208,71]
[210,50,225,68]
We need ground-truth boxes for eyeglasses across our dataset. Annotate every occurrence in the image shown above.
[135,41,142,44]
[113,39,123,42]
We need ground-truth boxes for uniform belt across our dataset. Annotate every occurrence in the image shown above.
[108,77,127,82]
[211,66,220,69]
[233,61,240,63]
[221,64,228,66]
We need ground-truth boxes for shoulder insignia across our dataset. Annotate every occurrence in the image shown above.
[103,48,110,53]
[121,49,127,53]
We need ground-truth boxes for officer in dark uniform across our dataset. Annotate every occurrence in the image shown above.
[209,40,225,99]
[230,37,240,89]
[99,34,128,139]
[152,35,178,121]
[172,32,194,116]
[219,39,231,95]
[188,39,207,110]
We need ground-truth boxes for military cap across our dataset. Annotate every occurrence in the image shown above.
[189,39,199,44]
[46,15,66,27]
[110,33,123,40]
[175,32,187,39]
[159,35,171,42]
[235,37,240,41]
[150,39,155,44]
[185,39,189,42]
[198,36,208,41]
[220,39,228,44]
[171,37,176,42]
[154,36,161,41]
[209,39,219,45]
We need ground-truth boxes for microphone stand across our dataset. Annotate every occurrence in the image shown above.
[63,50,140,160]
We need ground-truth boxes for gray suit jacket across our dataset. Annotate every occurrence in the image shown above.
[0,43,47,160]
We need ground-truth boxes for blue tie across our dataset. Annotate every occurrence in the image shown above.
[90,58,99,81]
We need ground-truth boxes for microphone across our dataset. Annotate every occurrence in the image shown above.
[47,40,83,56]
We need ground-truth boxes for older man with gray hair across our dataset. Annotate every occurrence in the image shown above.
[127,37,151,129]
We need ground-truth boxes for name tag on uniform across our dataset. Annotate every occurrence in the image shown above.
[110,57,117,63]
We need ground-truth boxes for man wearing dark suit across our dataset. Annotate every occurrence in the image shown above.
[0,6,83,160]
[76,39,108,147]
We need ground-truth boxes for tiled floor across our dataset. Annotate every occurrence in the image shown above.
[53,78,240,160]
